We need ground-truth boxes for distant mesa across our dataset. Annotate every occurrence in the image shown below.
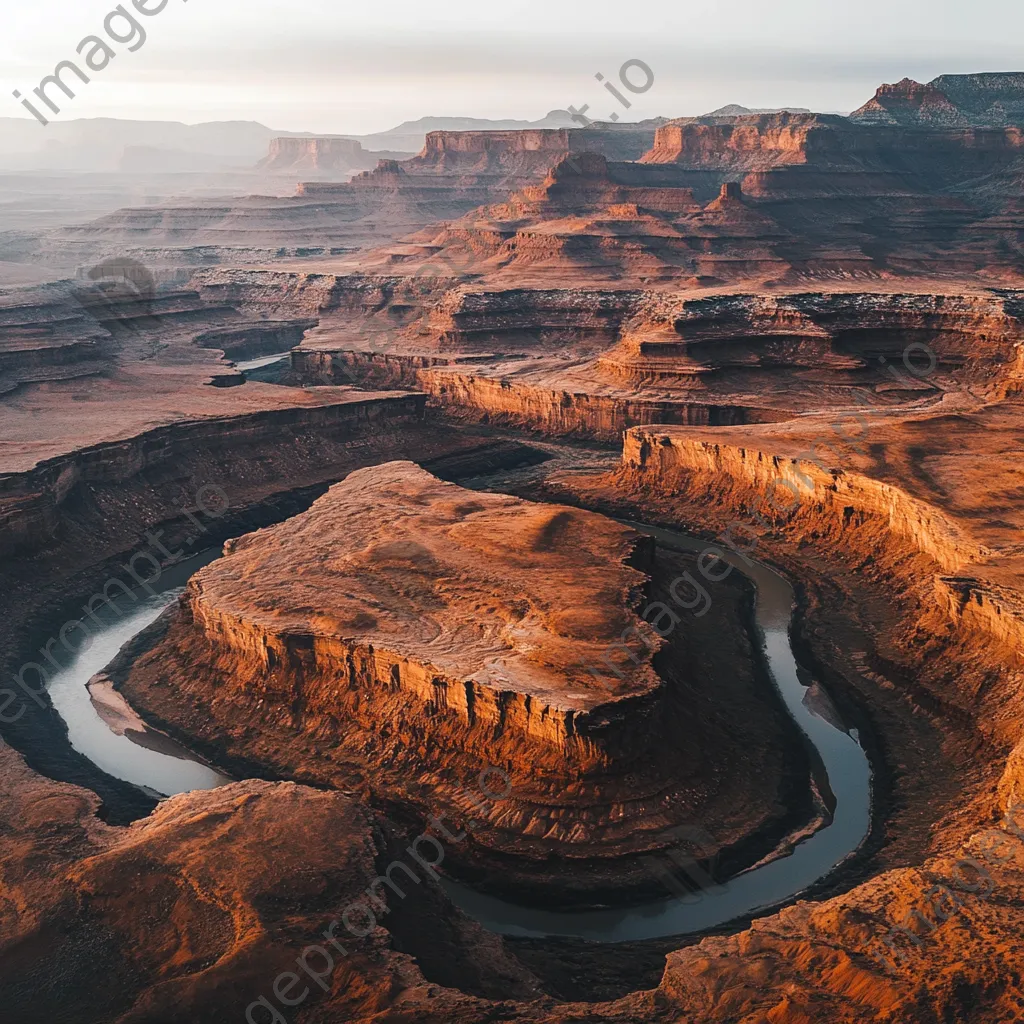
[347,109,583,155]
[703,104,812,117]
[850,71,1024,127]
[256,136,412,177]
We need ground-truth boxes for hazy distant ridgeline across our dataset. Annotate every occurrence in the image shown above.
[0,110,580,173]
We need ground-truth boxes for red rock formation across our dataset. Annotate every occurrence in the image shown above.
[852,72,1024,128]
[0,737,545,1024]
[115,461,809,896]
[640,112,842,169]
[850,78,968,127]
[280,287,1024,438]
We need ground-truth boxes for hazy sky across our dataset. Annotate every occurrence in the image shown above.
[4,0,1023,132]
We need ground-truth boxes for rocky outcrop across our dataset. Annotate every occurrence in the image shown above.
[116,461,810,892]
[0,391,426,559]
[0,737,546,1024]
[850,79,968,127]
[852,72,1024,127]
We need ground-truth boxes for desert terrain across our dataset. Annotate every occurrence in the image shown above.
[2,69,1024,1024]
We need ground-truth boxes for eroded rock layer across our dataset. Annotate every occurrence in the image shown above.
[279,285,1024,438]
[115,462,808,892]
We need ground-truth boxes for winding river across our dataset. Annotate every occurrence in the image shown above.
[441,522,872,940]
[38,519,871,943]
[46,552,232,799]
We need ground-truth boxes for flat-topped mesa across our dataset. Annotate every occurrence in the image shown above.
[495,152,700,217]
[639,112,849,169]
[413,126,656,165]
[419,128,573,158]
[180,461,663,760]
[258,136,384,174]
[122,458,805,869]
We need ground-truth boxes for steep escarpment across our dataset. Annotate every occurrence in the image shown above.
[408,127,657,173]
[116,461,811,898]
[640,113,851,170]
[288,288,1024,439]
[529,410,1024,1022]
[408,365,789,437]
[0,390,426,559]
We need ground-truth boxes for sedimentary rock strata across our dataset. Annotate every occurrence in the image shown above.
[282,286,1024,438]
[115,461,808,895]
[9,68,1024,1024]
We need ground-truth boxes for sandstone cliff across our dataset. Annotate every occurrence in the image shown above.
[116,461,810,894]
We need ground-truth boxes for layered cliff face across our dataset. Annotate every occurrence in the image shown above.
[182,462,665,752]
[640,112,847,169]
[0,280,114,394]
[285,287,1024,438]
[408,127,658,171]
[315,124,1024,300]
[116,461,810,891]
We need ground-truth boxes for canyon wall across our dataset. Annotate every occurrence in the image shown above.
[115,462,810,888]
[0,393,426,559]
[610,425,1024,745]
[620,430,983,573]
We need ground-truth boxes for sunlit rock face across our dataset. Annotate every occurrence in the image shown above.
[118,461,805,884]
